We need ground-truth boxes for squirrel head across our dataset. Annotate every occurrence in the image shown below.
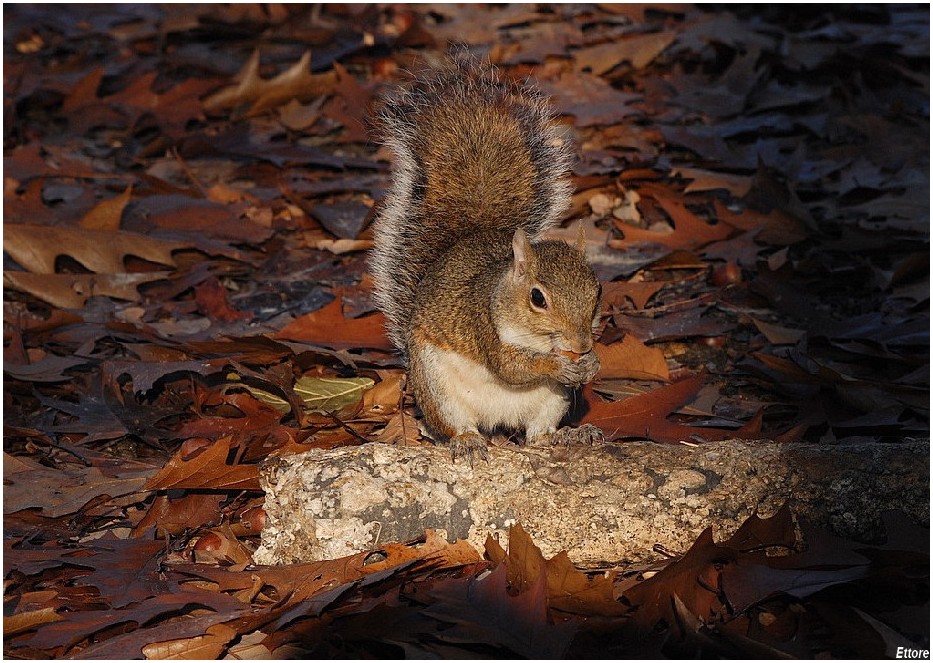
[494,228,601,356]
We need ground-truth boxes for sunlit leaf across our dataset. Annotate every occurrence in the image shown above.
[294,375,375,413]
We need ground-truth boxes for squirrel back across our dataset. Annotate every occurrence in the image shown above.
[370,56,574,351]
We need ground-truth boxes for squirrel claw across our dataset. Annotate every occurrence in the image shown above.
[449,432,489,466]
[555,351,600,388]
[552,424,604,447]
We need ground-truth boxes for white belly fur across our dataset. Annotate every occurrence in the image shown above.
[417,342,569,437]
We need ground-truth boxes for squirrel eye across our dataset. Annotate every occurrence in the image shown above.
[530,287,547,310]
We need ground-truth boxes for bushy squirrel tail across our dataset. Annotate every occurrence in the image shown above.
[370,54,574,351]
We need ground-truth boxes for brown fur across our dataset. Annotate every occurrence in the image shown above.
[369,55,601,453]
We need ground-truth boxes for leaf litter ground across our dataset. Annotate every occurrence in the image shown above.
[3,4,929,659]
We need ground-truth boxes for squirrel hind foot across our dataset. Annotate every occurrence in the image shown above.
[449,431,489,467]
[546,424,605,462]
[551,424,605,447]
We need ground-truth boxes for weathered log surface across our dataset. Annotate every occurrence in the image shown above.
[254,438,930,565]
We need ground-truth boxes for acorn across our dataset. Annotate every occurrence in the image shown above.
[711,262,742,286]
[194,531,223,551]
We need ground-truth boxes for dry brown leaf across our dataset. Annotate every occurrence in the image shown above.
[278,97,324,131]
[499,524,628,617]
[79,184,133,230]
[3,271,169,309]
[361,371,404,416]
[4,452,154,518]
[373,410,426,447]
[145,436,259,491]
[3,607,64,637]
[307,237,374,255]
[205,183,257,205]
[621,527,737,637]
[594,335,670,381]
[322,62,373,143]
[541,72,642,127]
[192,527,254,566]
[274,296,392,350]
[4,225,186,274]
[751,318,806,345]
[135,493,226,537]
[362,529,482,575]
[675,167,753,197]
[141,623,238,660]
[546,550,629,617]
[203,50,337,116]
[611,188,734,250]
[574,31,677,74]
[61,66,104,112]
[581,374,738,443]
[601,280,666,311]
[501,522,546,594]
[102,70,214,130]
[194,277,251,323]
[713,200,809,246]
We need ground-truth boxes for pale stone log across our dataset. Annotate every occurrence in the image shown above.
[254,439,930,565]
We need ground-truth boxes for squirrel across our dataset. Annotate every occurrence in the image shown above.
[370,55,602,461]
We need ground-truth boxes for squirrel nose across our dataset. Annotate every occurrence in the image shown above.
[568,335,593,355]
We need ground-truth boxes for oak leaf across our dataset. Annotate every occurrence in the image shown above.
[145,436,259,491]
[594,335,670,381]
[4,225,186,274]
[3,271,168,309]
[203,50,337,117]
[79,184,133,231]
[274,297,392,350]
[582,374,740,444]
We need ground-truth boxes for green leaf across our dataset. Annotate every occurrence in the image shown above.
[223,374,291,414]
[294,376,374,413]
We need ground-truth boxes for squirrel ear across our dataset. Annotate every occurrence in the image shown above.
[511,228,531,278]
[574,220,587,253]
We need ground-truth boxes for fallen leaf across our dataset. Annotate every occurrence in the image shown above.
[540,72,642,127]
[361,372,404,416]
[274,297,392,350]
[145,436,259,491]
[621,528,736,637]
[79,184,133,231]
[546,550,629,616]
[713,200,809,246]
[3,354,89,382]
[310,200,371,239]
[203,50,337,117]
[611,187,734,250]
[4,225,186,274]
[594,335,670,381]
[135,493,226,537]
[574,31,677,74]
[601,280,667,310]
[581,374,742,443]
[141,623,238,660]
[194,277,252,322]
[421,562,576,658]
[751,318,806,345]
[4,608,64,637]
[675,167,753,197]
[3,453,154,518]
[294,375,375,413]
[373,411,426,446]
[4,271,169,309]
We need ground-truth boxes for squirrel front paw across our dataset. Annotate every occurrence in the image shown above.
[554,351,600,388]
[449,431,489,466]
